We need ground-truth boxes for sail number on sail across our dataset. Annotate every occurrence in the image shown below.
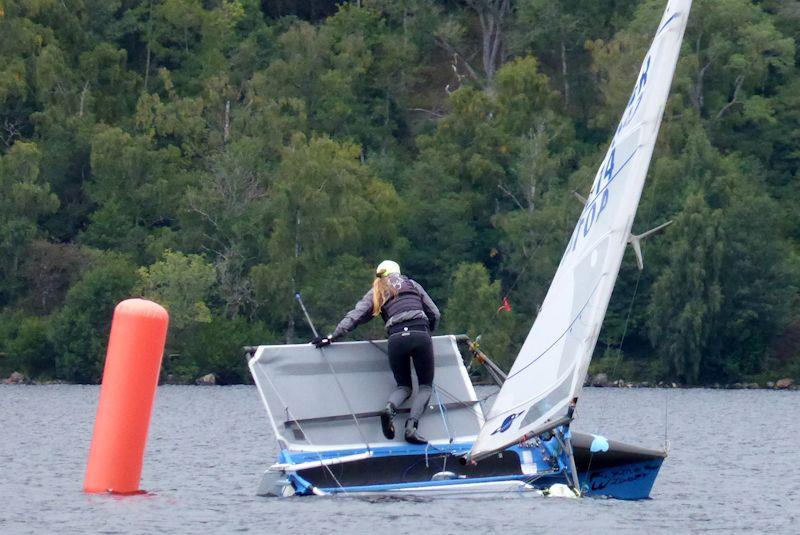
[565,53,653,258]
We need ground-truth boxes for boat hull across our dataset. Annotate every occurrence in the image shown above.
[259,433,665,500]
[248,338,666,500]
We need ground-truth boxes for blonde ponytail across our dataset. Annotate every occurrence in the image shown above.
[372,276,399,316]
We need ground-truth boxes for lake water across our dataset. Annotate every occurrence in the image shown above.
[1,385,798,534]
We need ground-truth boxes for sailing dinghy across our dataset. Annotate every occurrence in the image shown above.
[247,0,691,499]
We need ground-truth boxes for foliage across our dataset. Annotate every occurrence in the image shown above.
[444,262,515,367]
[647,194,723,384]
[49,253,139,383]
[254,134,400,339]
[138,249,216,330]
[0,311,55,378]
[0,142,60,304]
[175,315,276,384]
[0,1,797,384]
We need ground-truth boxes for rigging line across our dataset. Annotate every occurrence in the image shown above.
[439,384,498,424]
[427,377,497,421]
[258,368,349,493]
[591,268,643,442]
[434,386,454,443]
[400,453,449,481]
[319,346,372,453]
[584,451,595,492]
[610,268,643,381]
[366,339,488,421]
[429,377,490,424]
[363,339,502,432]
[633,175,672,452]
[319,348,372,452]
[473,259,531,348]
[502,261,529,301]
[663,387,670,452]
[295,293,371,453]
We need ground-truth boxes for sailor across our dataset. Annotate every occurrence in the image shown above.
[312,260,440,445]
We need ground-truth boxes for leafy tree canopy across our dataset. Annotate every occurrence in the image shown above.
[0,0,797,385]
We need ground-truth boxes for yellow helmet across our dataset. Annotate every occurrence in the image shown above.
[376,260,401,278]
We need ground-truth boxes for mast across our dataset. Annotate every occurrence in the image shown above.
[467,0,693,463]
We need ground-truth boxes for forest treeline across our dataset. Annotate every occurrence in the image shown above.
[0,0,798,385]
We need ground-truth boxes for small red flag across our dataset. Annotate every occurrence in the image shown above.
[497,296,511,312]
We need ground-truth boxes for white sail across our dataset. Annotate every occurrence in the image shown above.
[469,0,692,461]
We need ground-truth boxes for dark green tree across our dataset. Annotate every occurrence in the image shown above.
[49,253,139,383]
[648,194,723,384]
[0,142,59,304]
[444,262,514,367]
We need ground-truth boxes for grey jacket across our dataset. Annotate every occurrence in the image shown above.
[330,277,440,340]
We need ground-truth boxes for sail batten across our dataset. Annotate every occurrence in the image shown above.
[468,0,692,462]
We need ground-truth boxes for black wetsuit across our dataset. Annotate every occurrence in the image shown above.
[388,328,434,387]
[330,274,440,421]
[386,325,435,419]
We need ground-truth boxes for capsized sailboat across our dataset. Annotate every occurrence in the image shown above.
[248,336,666,499]
[247,0,691,499]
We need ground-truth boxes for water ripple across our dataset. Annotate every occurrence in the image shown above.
[0,385,797,534]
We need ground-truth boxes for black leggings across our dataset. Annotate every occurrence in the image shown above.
[386,331,434,421]
[387,330,434,387]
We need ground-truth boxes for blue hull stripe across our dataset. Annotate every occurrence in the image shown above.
[319,474,533,493]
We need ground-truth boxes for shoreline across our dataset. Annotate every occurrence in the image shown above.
[3,371,798,391]
[581,373,797,391]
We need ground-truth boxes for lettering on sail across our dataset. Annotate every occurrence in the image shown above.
[565,55,652,257]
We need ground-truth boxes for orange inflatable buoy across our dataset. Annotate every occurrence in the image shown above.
[83,299,169,494]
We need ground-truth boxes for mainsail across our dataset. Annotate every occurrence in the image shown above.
[468,0,692,461]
